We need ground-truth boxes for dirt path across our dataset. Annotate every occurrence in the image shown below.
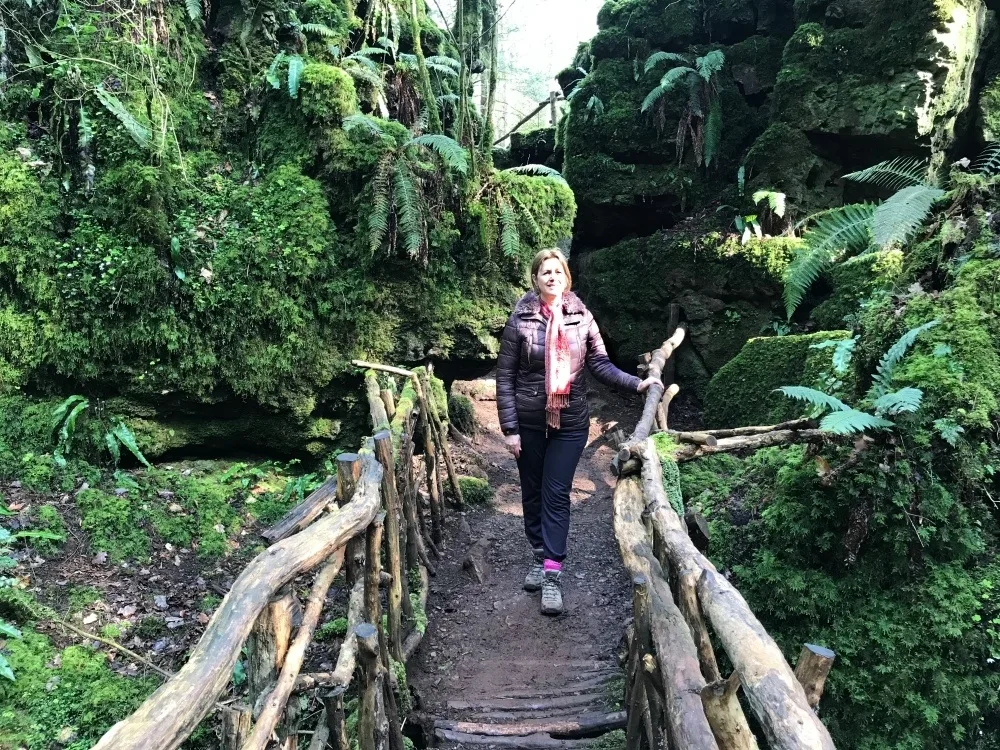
[407,381,649,748]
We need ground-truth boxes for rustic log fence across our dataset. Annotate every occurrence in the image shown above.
[93,364,457,750]
[613,322,839,750]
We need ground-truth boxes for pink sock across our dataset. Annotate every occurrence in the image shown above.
[544,559,562,573]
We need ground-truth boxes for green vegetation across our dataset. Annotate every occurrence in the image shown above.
[447,393,476,435]
[457,476,493,505]
[316,617,349,641]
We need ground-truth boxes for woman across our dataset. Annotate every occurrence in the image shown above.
[496,249,660,616]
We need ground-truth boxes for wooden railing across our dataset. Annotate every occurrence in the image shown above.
[93,364,458,750]
[612,327,838,750]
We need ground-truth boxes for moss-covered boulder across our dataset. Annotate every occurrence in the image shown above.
[576,217,799,395]
[702,330,851,427]
[509,127,560,168]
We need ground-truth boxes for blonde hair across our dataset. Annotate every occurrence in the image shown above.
[530,248,572,293]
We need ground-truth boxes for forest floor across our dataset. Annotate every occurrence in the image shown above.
[406,379,701,749]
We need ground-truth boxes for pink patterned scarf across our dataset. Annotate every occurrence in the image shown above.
[541,297,572,430]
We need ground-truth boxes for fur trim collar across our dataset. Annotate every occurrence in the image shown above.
[514,291,585,317]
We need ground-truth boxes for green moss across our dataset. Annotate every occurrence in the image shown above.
[148,472,240,558]
[509,127,557,166]
[300,63,358,123]
[447,393,476,435]
[32,504,66,556]
[703,330,852,428]
[981,75,1000,141]
[135,616,167,638]
[0,628,157,749]
[810,251,903,329]
[458,476,492,505]
[66,586,101,613]
[76,489,150,562]
[316,617,349,641]
[744,123,837,210]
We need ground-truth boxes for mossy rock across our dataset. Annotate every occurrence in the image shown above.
[448,393,476,435]
[809,250,903,329]
[743,122,839,211]
[703,330,852,427]
[458,476,493,505]
[576,221,799,395]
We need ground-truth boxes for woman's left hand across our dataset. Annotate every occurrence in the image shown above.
[637,376,663,393]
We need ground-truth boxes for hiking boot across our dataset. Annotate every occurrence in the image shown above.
[541,570,563,616]
[524,552,545,592]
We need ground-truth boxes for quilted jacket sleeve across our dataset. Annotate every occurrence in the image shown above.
[585,314,641,392]
[496,313,521,436]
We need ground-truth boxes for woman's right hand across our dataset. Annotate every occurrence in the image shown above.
[504,433,521,459]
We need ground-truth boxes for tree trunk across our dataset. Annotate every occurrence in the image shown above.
[409,0,442,133]
[93,454,384,750]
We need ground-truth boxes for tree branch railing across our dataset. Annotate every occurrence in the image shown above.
[611,327,838,750]
[94,364,449,750]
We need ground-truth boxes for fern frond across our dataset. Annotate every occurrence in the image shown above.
[426,55,460,71]
[586,95,605,118]
[843,157,930,191]
[867,319,939,399]
[185,0,202,22]
[344,65,385,91]
[503,164,566,182]
[872,184,945,249]
[287,55,304,98]
[973,143,1000,175]
[783,203,875,317]
[425,61,459,77]
[369,154,394,253]
[753,190,786,218]
[508,192,544,242]
[105,431,120,465]
[498,200,520,258]
[696,50,725,81]
[344,113,391,139]
[51,395,87,436]
[641,67,694,113]
[95,86,152,149]
[703,97,722,168]
[819,409,894,435]
[302,22,338,37]
[348,46,391,61]
[410,134,468,174]
[872,387,923,416]
[776,386,851,413]
[392,164,423,259]
[60,400,88,446]
[644,51,690,74]
[111,423,150,467]
[266,52,286,89]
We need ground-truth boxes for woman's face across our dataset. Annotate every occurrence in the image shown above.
[534,258,567,300]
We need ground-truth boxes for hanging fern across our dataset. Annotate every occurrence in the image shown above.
[302,23,338,38]
[410,134,468,174]
[696,50,725,81]
[644,51,690,74]
[872,184,945,249]
[503,164,566,182]
[819,409,894,435]
[287,55,304,99]
[424,60,459,77]
[641,66,694,113]
[867,320,939,399]
[843,157,930,191]
[753,190,786,218]
[369,154,394,253]
[185,0,202,22]
[267,52,287,89]
[973,143,1000,175]
[783,203,875,317]
[94,86,152,149]
[498,200,520,258]
[393,164,423,259]
[426,55,460,71]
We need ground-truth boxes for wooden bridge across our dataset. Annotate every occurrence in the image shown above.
[89,328,839,750]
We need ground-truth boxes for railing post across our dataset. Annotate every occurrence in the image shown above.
[338,452,363,588]
[374,430,405,661]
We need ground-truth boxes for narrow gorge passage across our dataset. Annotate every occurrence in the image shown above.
[407,382,654,749]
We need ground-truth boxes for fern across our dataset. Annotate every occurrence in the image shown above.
[867,320,939,399]
[302,22,338,37]
[644,51,690,74]
[392,164,423,259]
[436,93,459,107]
[426,55,460,71]
[410,134,468,174]
[185,0,202,22]
[872,184,945,249]
[111,423,150,467]
[503,164,565,182]
[843,157,930,191]
[783,203,875,317]
[95,86,151,149]
[872,387,924,416]
[287,55,304,98]
[266,52,286,89]
[776,386,851,413]
[344,114,395,145]
[703,98,722,168]
[696,50,725,81]
[425,61,459,77]
[973,143,1000,175]
[641,66,694,113]
[343,64,385,91]
[819,409,894,435]
[753,190,786,218]
[498,200,520,258]
[368,154,394,253]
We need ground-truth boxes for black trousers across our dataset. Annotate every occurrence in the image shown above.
[516,426,589,562]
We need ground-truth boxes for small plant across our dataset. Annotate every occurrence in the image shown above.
[723,168,787,243]
[51,396,150,468]
[641,50,725,167]
[316,617,349,641]
[458,476,493,505]
[777,321,939,435]
[0,526,22,681]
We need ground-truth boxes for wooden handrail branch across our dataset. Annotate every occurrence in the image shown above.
[93,453,384,750]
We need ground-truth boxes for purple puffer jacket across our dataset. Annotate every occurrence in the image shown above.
[496,291,641,435]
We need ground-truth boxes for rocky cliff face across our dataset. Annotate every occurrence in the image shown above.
[562,0,994,388]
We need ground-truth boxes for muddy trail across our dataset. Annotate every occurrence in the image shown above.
[406,381,701,749]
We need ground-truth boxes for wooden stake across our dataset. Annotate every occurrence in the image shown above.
[794,644,836,711]
[247,591,296,710]
[380,389,396,421]
[365,373,391,432]
[242,549,345,750]
[323,687,349,750]
[337,453,363,589]
[374,431,405,661]
[357,623,381,750]
[418,367,465,509]
[306,709,330,750]
[627,327,686,445]
[221,705,252,750]
[293,580,364,692]
[413,376,444,543]
[701,673,760,750]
